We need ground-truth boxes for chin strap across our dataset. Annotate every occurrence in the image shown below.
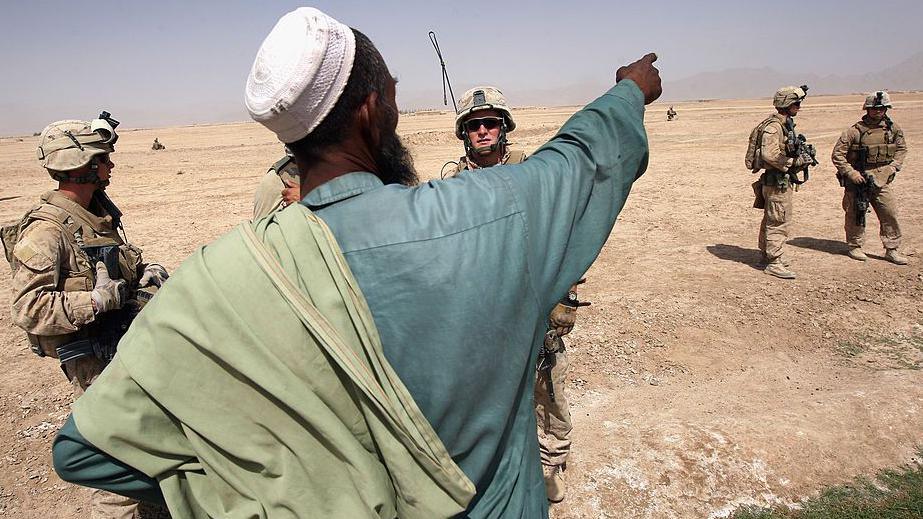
[462,148,512,170]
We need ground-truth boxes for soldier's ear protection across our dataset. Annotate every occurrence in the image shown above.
[89,153,112,172]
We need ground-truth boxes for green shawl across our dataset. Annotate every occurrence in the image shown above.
[72,205,474,518]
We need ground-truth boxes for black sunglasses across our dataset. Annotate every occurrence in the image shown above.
[464,117,503,133]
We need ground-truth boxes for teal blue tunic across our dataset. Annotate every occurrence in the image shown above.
[305,80,647,518]
[53,80,648,518]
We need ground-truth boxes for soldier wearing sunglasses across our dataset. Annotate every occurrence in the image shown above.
[447,86,527,174]
[448,86,582,504]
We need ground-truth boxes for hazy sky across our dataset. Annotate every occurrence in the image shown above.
[2,0,921,135]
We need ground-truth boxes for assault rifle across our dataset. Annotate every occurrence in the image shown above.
[538,330,560,403]
[854,147,873,227]
[784,119,817,186]
[82,244,121,279]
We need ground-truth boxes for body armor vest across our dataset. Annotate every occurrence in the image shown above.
[847,121,897,168]
[3,198,143,358]
[454,148,527,174]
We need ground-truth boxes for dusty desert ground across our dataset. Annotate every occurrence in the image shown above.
[1,92,921,518]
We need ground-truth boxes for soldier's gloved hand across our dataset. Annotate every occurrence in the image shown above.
[799,147,815,166]
[846,170,865,185]
[139,263,169,288]
[549,303,577,337]
[792,155,807,168]
[91,262,127,314]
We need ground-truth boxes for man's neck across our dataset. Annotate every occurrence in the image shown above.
[296,147,379,194]
[56,183,97,209]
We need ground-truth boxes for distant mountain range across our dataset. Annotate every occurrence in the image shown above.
[399,51,923,109]
[657,51,923,101]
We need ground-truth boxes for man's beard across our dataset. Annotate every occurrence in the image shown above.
[374,112,419,186]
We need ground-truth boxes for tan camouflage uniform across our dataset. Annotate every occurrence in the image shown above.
[756,113,798,266]
[10,191,143,387]
[252,155,301,220]
[4,117,162,519]
[8,191,144,519]
[831,116,908,254]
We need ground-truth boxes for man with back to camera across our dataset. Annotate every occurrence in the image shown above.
[52,8,662,518]
[448,85,585,504]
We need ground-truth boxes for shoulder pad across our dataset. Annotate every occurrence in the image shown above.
[28,204,79,230]
[12,227,57,272]
[506,149,528,165]
[270,155,294,174]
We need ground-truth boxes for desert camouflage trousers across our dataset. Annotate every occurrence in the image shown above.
[842,183,901,250]
[65,357,142,519]
[534,337,572,468]
[758,184,793,262]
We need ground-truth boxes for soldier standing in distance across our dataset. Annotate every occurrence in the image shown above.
[831,91,909,264]
[448,86,584,504]
[747,86,813,279]
[1,115,167,519]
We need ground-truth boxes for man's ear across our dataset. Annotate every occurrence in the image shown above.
[357,91,381,147]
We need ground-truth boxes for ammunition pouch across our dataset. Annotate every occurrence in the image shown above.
[864,143,896,166]
[752,180,765,209]
[761,169,789,189]
[56,340,99,364]
[848,143,895,168]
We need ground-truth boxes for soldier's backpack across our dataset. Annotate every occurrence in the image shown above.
[745,117,778,171]
[0,222,18,263]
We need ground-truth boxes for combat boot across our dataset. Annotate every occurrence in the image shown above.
[543,463,566,504]
[764,261,796,280]
[760,253,789,267]
[846,247,868,262]
[885,248,908,265]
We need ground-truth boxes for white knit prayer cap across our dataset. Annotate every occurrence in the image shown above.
[245,7,356,143]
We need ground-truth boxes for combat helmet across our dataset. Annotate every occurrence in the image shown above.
[454,86,516,139]
[36,111,119,183]
[773,85,808,109]
[864,90,892,109]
